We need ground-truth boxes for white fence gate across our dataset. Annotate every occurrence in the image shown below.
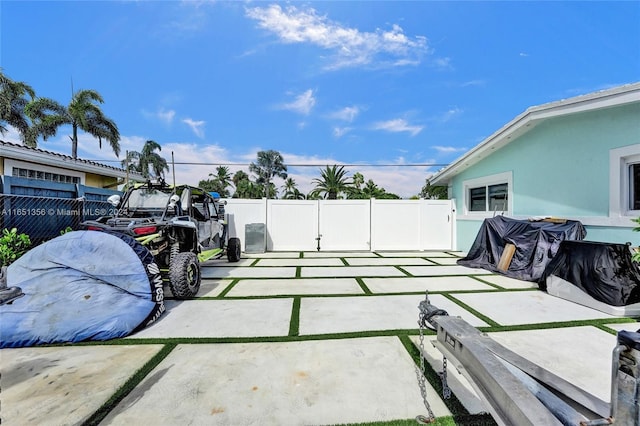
[223,198,455,252]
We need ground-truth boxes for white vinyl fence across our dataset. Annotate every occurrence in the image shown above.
[223,198,455,252]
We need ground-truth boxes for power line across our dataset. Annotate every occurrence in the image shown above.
[85,160,449,167]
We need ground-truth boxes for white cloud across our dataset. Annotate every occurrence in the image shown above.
[279,89,316,115]
[328,105,360,122]
[439,107,463,122]
[333,127,352,138]
[245,4,429,70]
[433,57,452,69]
[157,108,176,124]
[182,118,206,138]
[372,118,423,136]
[461,80,486,87]
[433,145,467,154]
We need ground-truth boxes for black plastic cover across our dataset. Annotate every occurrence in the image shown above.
[540,240,640,306]
[618,330,640,351]
[457,216,586,282]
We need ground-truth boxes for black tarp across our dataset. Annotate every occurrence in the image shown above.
[540,240,640,306]
[457,216,586,281]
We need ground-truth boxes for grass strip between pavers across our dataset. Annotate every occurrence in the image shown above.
[289,296,301,336]
[442,293,501,328]
[355,277,373,295]
[82,343,177,426]
[216,278,240,298]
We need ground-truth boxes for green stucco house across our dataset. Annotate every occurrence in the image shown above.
[430,82,640,252]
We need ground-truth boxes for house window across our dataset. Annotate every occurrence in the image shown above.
[630,162,640,211]
[609,144,640,219]
[12,167,80,184]
[468,183,508,212]
[462,171,512,216]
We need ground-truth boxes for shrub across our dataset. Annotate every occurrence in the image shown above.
[0,228,32,266]
[632,217,640,263]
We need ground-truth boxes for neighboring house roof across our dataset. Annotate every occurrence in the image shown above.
[0,140,144,180]
[430,82,640,186]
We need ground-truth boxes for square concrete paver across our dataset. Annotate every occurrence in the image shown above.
[377,251,457,258]
[202,266,296,279]
[489,326,616,403]
[345,257,434,266]
[424,257,462,265]
[242,252,301,258]
[255,258,344,267]
[227,278,364,297]
[606,322,640,333]
[363,276,496,294]
[203,258,256,267]
[300,294,488,335]
[475,274,538,289]
[303,251,377,258]
[403,265,494,276]
[101,338,449,425]
[300,266,406,278]
[453,291,615,326]
[1,345,163,426]
[129,299,293,338]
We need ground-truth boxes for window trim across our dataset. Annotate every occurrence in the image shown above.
[610,144,640,219]
[461,171,512,217]
[5,158,85,185]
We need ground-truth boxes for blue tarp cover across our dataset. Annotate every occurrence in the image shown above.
[1,231,165,348]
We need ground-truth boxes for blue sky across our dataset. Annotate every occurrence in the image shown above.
[2,1,639,197]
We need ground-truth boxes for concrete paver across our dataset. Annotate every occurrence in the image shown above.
[227,278,364,296]
[299,294,489,335]
[403,265,494,276]
[474,274,538,289]
[129,299,293,338]
[453,291,615,326]
[345,257,435,266]
[377,251,458,257]
[300,265,406,278]
[1,345,163,426]
[101,337,449,426]
[303,251,376,258]
[202,266,296,279]
[363,276,495,293]
[255,258,344,267]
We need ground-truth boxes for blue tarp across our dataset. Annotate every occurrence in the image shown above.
[0,231,165,348]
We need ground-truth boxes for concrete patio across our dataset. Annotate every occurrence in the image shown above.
[2,251,637,425]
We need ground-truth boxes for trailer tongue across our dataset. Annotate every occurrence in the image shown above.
[416,292,639,425]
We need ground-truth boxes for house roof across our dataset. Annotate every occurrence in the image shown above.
[0,140,145,180]
[429,82,640,186]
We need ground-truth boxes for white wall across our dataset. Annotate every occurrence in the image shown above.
[222,198,455,252]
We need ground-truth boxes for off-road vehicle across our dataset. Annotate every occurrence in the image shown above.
[82,180,241,299]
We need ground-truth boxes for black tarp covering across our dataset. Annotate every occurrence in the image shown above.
[540,240,640,306]
[457,216,586,281]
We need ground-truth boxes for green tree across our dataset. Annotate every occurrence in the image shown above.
[352,172,364,191]
[199,166,233,197]
[249,150,288,199]
[419,178,448,200]
[26,89,120,159]
[0,71,37,146]
[311,165,352,200]
[282,177,305,200]
[122,140,168,179]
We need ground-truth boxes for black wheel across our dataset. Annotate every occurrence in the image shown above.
[227,237,241,263]
[169,252,201,299]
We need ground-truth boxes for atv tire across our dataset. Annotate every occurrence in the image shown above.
[169,252,201,299]
[227,237,241,263]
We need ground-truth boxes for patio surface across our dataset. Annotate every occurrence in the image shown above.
[2,251,638,425]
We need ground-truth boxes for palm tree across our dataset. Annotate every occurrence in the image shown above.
[312,165,352,200]
[249,150,287,199]
[26,89,120,159]
[208,166,233,197]
[282,177,305,200]
[140,140,168,179]
[232,170,249,189]
[0,71,37,147]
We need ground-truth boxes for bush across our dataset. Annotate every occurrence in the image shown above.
[0,228,32,266]
[632,217,640,263]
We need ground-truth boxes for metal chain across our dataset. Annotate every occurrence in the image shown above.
[439,356,451,399]
[415,309,436,424]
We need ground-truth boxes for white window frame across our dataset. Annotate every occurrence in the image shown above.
[610,144,640,221]
[4,158,86,185]
[461,171,512,218]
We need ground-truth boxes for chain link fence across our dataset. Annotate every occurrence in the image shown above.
[1,194,117,245]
